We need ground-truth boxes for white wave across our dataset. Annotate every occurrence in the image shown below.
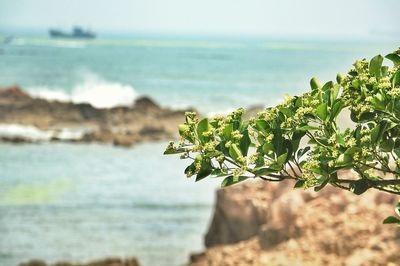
[52,127,92,140]
[0,124,92,142]
[31,89,70,102]
[0,124,52,141]
[29,72,138,108]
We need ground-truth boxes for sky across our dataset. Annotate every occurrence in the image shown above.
[0,0,399,38]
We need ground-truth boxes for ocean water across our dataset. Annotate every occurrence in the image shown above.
[0,35,398,266]
[0,36,397,113]
[0,142,220,266]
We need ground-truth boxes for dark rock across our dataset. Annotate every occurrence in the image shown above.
[19,257,139,266]
[138,126,165,138]
[0,86,187,146]
[133,96,161,112]
[1,136,33,143]
[19,260,47,266]
[113,135,135,147]
[0,85,31,101]
[75,103,104,120]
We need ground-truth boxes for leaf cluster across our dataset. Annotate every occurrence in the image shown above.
[165,49,400,224]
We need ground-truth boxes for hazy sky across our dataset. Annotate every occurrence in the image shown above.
[0,0,399,38]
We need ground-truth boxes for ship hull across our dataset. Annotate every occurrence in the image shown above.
[49,29,96,39]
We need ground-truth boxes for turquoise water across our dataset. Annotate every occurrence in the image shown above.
[0,36,397,113]
[0,36,398,266]
[0,143,219,266]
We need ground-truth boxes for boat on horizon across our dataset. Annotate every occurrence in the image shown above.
[49,26,96,39]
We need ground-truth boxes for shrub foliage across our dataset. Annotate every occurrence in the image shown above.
[165,49,400,224]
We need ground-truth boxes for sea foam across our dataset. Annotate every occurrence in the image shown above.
[0,124,91,142]
[0,124,52,141]
[29,72,138,108]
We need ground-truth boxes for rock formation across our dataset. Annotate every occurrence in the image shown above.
[190,175,400,266]
[0,86,189,147]
[19,257,139,266]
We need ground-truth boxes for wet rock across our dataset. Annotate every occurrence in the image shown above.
[0,85,31,101]
[0,86,187,146]
[20,260,47,266]
[133,96,161,112]
[19,257,139,266]
[112,135,135,147]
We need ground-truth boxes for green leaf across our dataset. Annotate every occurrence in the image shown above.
[196,159,213,181]
[370,93,386,110]
[314,176,329,192]
[196,118,209,143]
[370,120,388,145]
[344,147,360,155]
[310,77,321,91]
[296,146,310,159]
[254,167,277,176]
[330,100,344,121]
[276,153,288,165]
[255,120,268,130]
[184,162,196,177]
[196,168,212,181]
[294,180,305,189]
[297,125,319,131]
[239,130,251,156]
[223,123,233,140]
[383,216,400,224]
[269,134,283,155]
[164,146,184,155]
[221,175,249,187]
[322,81,333,91]
[229,144,242,162]
[370,124,381,144]
[394,148,400,158]
[385,53,400,66]
[211,169,228,177]
[310,166,323,175]
[393,70,400,87]
[382,66,389,77]
[316,103,328,121]
[336,73,343,84]
[369,54,384,78]
[359,112,376,122]
[336,153,352,167]
[262,142,274,155]
[380,138,395,152]
[330,84,340,102]
[294,97,303,107]
[178,124,189,136]
[279,107,292,116]
[350,179,370,195]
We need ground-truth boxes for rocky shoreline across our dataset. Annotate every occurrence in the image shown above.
[0,86,190,147]
[188,176,400,266]
[19,257,139,266]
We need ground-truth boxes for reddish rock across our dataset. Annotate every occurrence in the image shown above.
[191,178,400,266]
[0,85,31,101]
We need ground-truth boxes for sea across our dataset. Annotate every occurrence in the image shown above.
[0,34,398,266]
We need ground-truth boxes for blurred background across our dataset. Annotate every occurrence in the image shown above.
[0,0,399,265]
